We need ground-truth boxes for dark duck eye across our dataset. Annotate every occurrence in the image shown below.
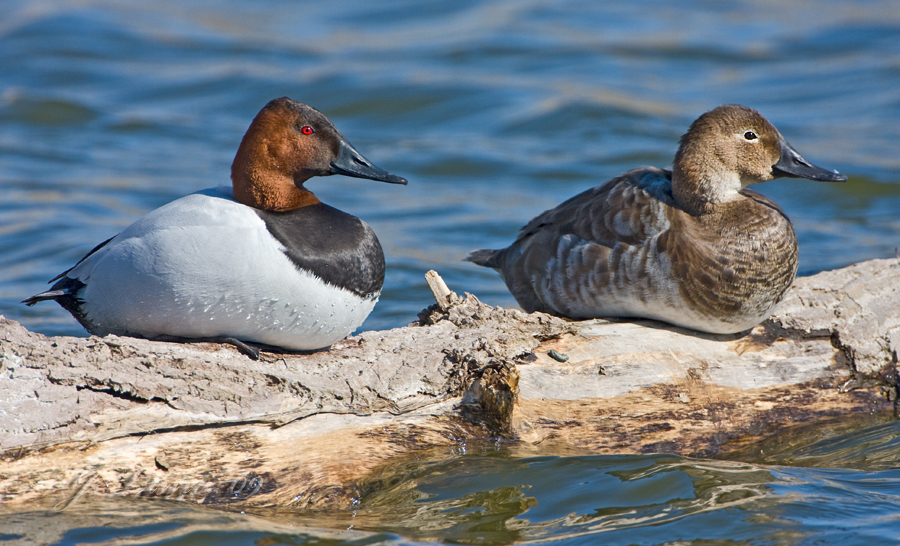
[744,130,758,141]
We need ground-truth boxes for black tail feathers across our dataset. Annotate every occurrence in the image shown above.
[464,249,500,269]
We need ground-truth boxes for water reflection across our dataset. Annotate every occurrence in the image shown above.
[345,452,776,544]
[3,420,900,544]
[342,430,900,544]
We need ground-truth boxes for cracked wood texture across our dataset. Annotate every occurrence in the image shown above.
[1,258,898,509]
[516,258,900,455]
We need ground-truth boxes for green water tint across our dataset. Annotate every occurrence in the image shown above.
[345,452,774,544]
[724,414,900,471]
[3,418,898,545]
[327,418,900,544]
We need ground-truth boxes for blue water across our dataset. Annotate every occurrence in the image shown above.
[1,1,899,544]
[3,420,900,544]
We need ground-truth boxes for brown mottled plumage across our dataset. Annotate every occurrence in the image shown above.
[467,105,846,334]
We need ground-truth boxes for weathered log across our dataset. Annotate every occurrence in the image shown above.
[1,259,898,509]
[516,258,900,455]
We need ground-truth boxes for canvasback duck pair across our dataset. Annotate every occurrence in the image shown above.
[24,97,406,357]
[468,104,846,334]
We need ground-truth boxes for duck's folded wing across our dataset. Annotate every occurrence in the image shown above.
[513,167,676,250]
[493,168,680,314]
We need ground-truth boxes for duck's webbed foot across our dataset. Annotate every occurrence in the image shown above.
[149,334,267,360]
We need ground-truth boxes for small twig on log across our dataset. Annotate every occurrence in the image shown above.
[425,270,457,311]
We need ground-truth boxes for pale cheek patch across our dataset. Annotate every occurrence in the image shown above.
[708,172,744,200]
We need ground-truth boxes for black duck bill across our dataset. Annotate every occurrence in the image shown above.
[772,138,847,182]
[330,139,408,185]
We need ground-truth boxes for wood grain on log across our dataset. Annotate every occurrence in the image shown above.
[1,258,897,508]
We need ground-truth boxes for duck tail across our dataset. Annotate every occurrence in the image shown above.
[465,249,501,269]
[22,289,68,306]
[23,275,85,312]
[22,276,92,332]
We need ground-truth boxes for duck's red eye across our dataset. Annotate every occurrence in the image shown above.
[301,125,315,136]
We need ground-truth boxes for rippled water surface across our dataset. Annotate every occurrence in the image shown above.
[1,0,899,544]
[3,419,900,545]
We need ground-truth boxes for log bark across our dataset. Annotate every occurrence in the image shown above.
[1,259,898,509]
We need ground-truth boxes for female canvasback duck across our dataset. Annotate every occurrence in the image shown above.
[24,97,407,357]
[467,104,846,334]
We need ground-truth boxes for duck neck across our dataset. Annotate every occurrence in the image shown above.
[231,161,321,212]
[229,107,324,212]
[671,161,743,217]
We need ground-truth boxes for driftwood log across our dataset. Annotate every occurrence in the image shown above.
[1,258,898,510]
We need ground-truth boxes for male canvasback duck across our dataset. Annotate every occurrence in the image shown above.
[467,104,846,334]
[24,97,407,357]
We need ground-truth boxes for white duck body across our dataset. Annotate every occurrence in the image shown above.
[66,187,379,350]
